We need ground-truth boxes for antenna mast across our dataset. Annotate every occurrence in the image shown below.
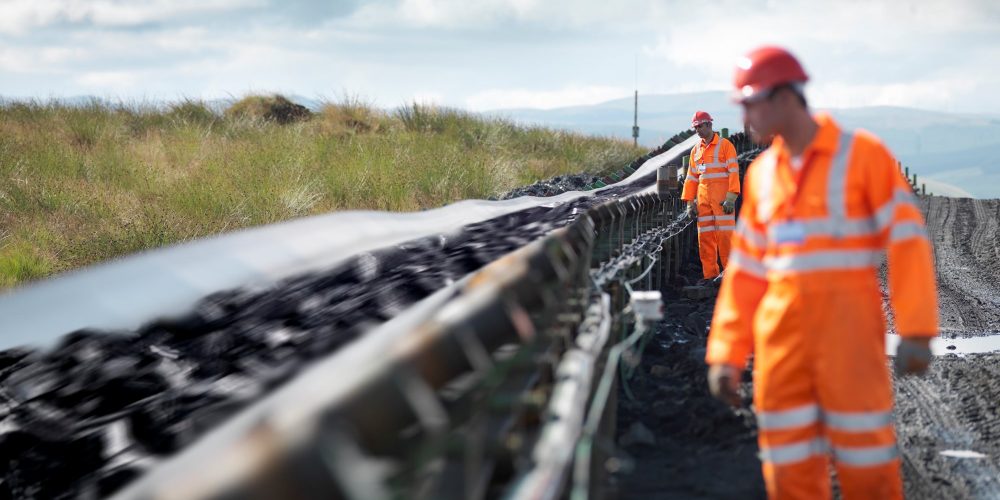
[632,54,639,147]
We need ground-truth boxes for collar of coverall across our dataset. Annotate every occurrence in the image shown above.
[700,132,718,147]
[770,112,841,163]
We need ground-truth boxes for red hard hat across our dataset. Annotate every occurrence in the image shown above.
[732,46,809,103]
[691,111,713,127]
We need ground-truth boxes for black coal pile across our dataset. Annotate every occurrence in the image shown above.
[737,146,766,167]
[0,202,592,499]
[497,173,601,199]
[496,130,698,201]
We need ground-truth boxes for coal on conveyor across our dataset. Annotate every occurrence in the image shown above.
[0,131,710,499]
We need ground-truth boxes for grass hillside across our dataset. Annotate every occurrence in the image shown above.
[0,96,646,288]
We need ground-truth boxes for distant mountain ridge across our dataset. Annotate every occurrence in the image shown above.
[484,91,1000,199]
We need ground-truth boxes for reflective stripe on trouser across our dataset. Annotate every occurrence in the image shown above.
[753,282,902,500]
[696,183,734,279]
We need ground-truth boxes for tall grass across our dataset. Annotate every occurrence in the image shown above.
[0,97,646,288]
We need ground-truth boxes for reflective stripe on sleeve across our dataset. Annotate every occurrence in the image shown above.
[698,226,717,233]
[889,222,929,243]
[873,200,896,231]
[873,187,920,230]
[730,249,767,278]
[736,221,768,249]
[892,186,918,207]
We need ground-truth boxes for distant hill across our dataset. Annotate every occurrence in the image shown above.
[486,92,1000,199]
[0,94,326,115]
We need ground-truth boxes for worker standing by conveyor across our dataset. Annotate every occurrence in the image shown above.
[705,46,939,499]
[681,111,741,284]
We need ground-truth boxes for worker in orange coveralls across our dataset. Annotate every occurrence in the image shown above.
[705,46,938,500]
[681,111,741,283]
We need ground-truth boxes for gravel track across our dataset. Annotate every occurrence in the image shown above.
[923,197,1000,336]
[892,196,1000,499]
[895,353,1000,499]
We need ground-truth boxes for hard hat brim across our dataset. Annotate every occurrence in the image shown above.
[731,84,768,104]
[732,81,806,104]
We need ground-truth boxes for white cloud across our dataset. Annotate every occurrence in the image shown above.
[407,91,445,105]
[0,0,264,35]
[149,27,214,52]
[76,70,140,89]
[0,49,36,73]
[639,0,1000,112]
[809,79,988,111]
[0,45,89,73]
[0,0,997,114]
[341,0,655,30]
[465,85,630,110]
[643,0,999,69]
[0,1,63,35]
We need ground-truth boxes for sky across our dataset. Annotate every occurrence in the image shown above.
[1,0,999,114]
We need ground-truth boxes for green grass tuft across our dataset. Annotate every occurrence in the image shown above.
[0,95,646,288]
[225,94,312,124]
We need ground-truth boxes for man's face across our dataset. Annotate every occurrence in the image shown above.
[694,121,713,141]
[741,97,778,141]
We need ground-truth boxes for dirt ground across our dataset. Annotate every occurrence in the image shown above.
[894,352,1000,499]
[614,197,1000,499]
[894,197,1000,499]
[612,265,765,499]
[922,197,1000,336]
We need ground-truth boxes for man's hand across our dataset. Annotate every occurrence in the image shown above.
[685,200,697,218]
[895,337,933,376]
[708,363,742,407]
[721,192,738,214]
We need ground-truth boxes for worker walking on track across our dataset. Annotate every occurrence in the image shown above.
[705,46,938,500]
[681,111,741,283]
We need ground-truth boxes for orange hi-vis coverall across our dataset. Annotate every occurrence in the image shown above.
[681,133,741,279]
[706,114,938,500]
